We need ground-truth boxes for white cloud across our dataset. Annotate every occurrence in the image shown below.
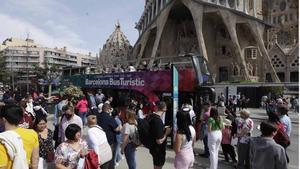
[0,13,92,55]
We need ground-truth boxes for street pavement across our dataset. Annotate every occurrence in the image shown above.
[47,108,299,169]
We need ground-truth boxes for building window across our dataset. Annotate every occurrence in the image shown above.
[273,17,276,24]
[245,47,258,59]
[276,72,285,82]
[265,73,272,82]
[290,71,299,82]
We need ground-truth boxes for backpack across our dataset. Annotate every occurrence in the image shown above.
[129,125,141,146]
[274,124,290,148]
[137,115,153,149]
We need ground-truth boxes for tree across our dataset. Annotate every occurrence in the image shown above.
[33,62,60,97]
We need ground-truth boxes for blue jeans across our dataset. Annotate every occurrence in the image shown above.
[79,112,87,125]
[114,140,122,164]
[125,143,136,169]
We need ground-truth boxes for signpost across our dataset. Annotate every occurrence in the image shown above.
[172,65,179,142]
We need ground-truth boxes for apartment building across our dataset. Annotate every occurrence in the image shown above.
[0,37,96,86]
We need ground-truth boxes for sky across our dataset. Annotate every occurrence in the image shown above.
[0,0,145,55]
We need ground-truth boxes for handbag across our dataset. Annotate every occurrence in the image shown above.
[231,137,238,146]
[98,141,112,165]
[46,150,55,162]
[93,126,112,165]
[84,150,99,169]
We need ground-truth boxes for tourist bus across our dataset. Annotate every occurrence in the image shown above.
[62,54,215,109]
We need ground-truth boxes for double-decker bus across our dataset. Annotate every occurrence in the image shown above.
[62,54,215,109]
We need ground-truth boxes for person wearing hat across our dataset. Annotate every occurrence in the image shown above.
[221,119,237,164]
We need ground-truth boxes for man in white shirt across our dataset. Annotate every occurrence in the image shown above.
[59,104,83,143]
[86,110,112,168]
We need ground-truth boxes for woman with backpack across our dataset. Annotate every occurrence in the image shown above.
[121,109,139,169]
[207,107,223,169]
[173,108,196,169]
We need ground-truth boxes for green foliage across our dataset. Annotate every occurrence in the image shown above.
[63,85,84,100]
[262,86,284,96]
[33,62,60,82]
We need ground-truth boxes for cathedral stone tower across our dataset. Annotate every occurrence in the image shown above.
[99,22,133,69]
[263,0,298,82]
[132,0,281,82]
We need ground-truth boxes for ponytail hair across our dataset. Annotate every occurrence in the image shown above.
[210,107,221,129]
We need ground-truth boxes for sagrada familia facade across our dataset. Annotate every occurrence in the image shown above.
[99,0,298,83]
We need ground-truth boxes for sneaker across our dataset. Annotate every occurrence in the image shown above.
[115,162,119,167]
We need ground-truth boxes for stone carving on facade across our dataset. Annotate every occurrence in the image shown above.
[232,62,240,76]
[176,20,198,54]
[247,62,254,76]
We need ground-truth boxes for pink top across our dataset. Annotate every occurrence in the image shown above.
[76,99,88,113]
[221,127,232,144]
[203,111,210,123]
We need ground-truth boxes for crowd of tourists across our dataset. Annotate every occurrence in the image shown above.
[0,89,295,169]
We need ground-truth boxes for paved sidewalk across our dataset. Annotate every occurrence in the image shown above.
[245,108,299,124]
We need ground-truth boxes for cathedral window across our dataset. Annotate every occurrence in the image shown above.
[291,57,299,67]
[245,47,257,59]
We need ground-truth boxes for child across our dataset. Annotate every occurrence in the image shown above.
[221,119,237,163]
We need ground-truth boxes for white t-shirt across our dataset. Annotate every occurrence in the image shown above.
[86,125,109,164]
[87,125,108,147]
[60,114,83,142]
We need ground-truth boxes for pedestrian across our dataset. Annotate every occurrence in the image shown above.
[34,115,54,169]
[53,95,69,127]
[33,99,48,120]
[148,101,172,169]
[75,96,89,125]
[221,119,237,164]
[105,95,113,105]
[87,91,97,110]
[19,100,34,129]
[86,109,112,168]
[112,108,123,167]
[293,97,299,113]
[137,103,145,119]
[25,94,35,119]
[59,104,83,143]
[173,108,196,169]
[121,109,139,169]
[55,124,88,169]
[207,107,223,169]
[249,121,288,169]
[95,89,105,106]
[278,105,292,137]
[0,104,39,169]
[97,103,122,169]
[240,95,249,109]
[199,101,211,158]
[181,98,196,125]
[236,109,254,169]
